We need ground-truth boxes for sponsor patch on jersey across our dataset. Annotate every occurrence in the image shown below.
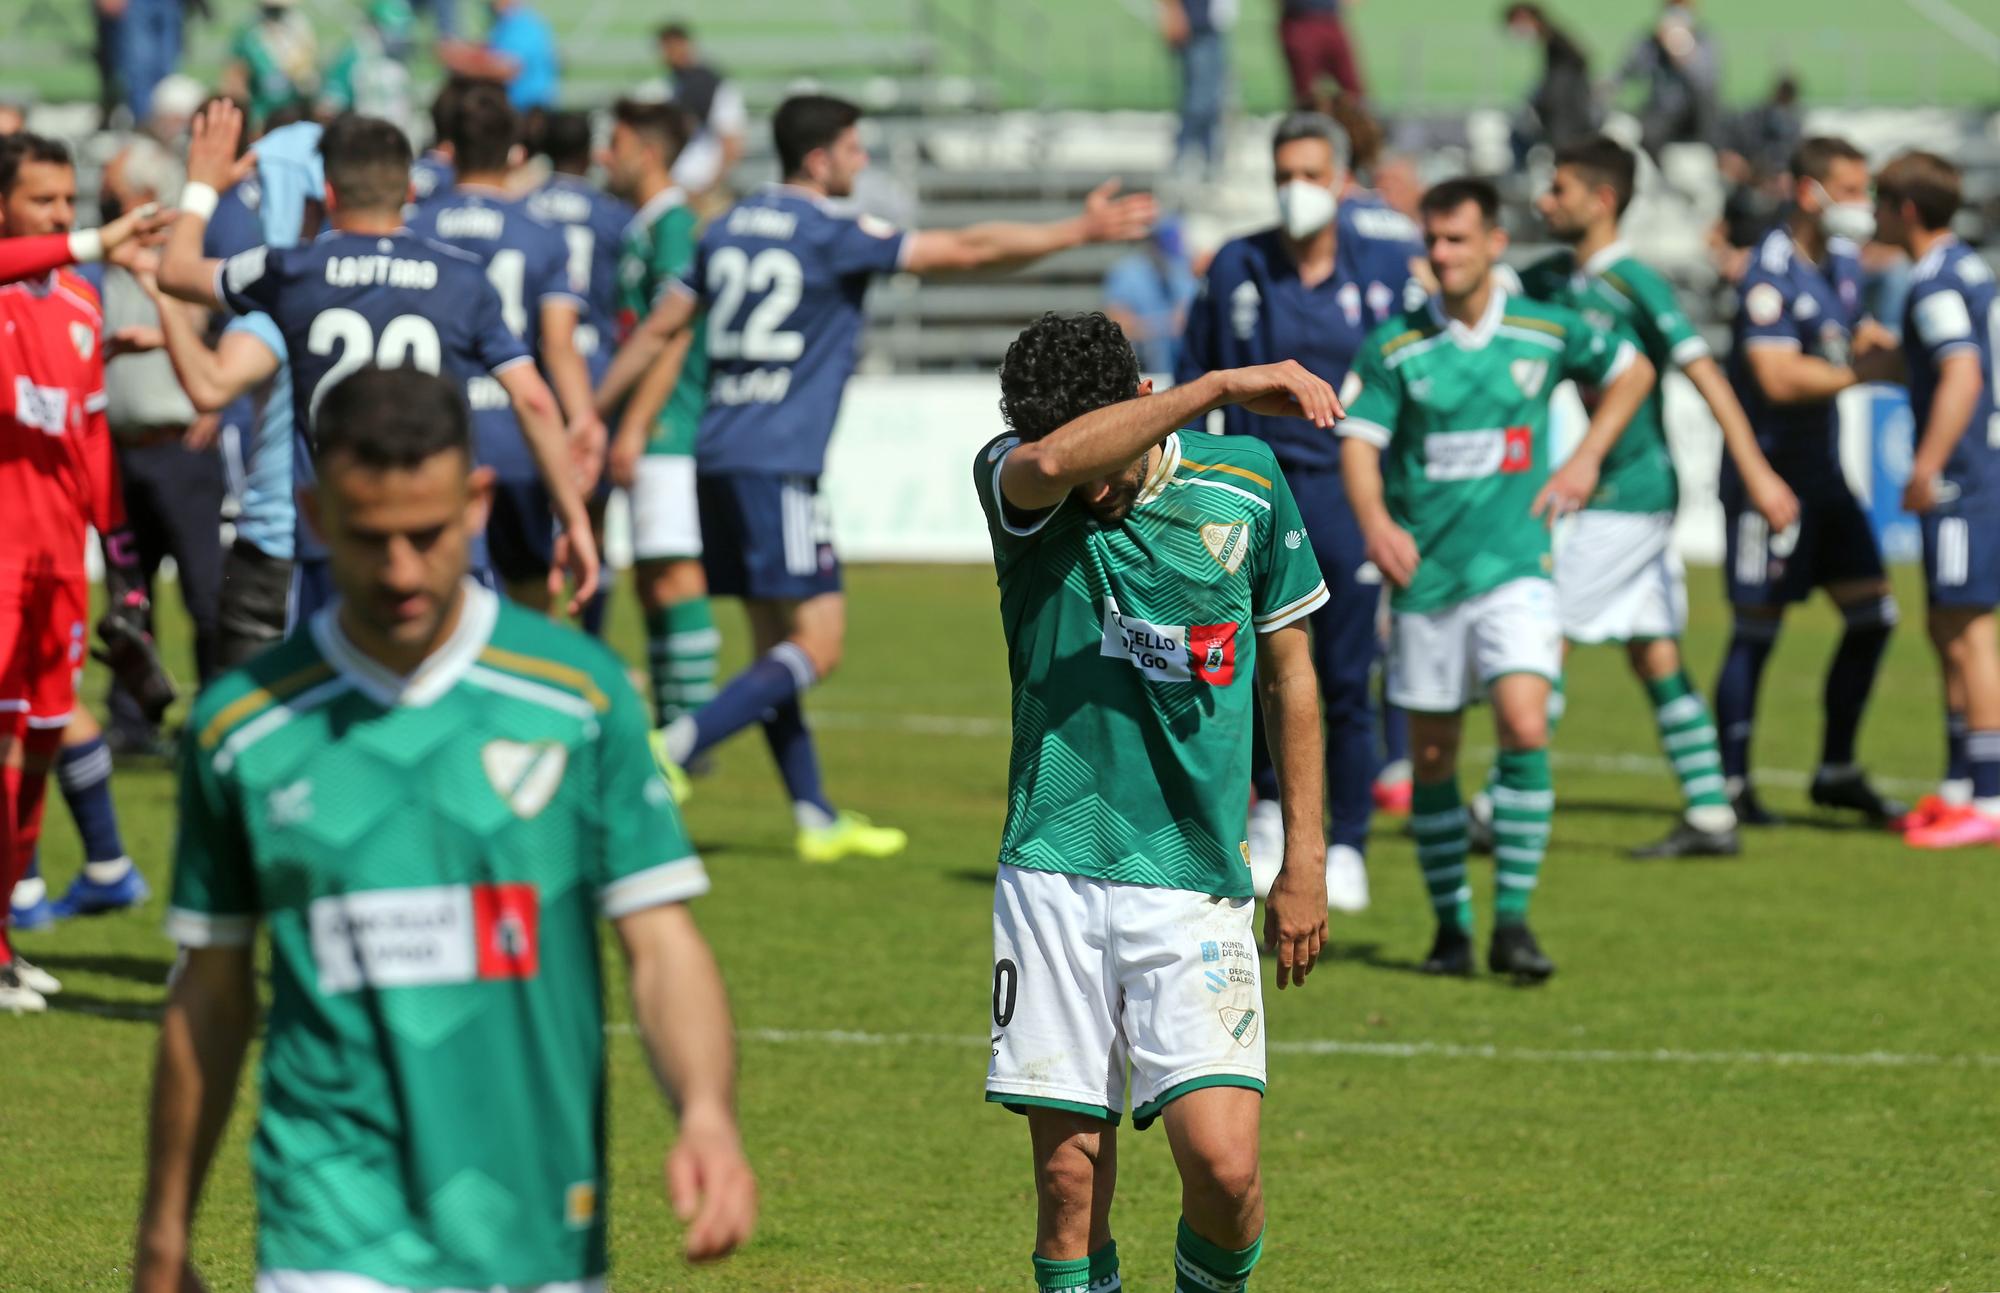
[856,213,900,240]
[1912,290,1974,348]
[1745,282,1784,327]
[1510,358,1548,398]
[1501,425,1532,473]
[1423,427,1509,481]
[987,435,1020,464]
[1337,281,1362,326]
[565,1181,599,1230]
[1220,1006,1259,1047]
[12,376,68,435]
[309,883,542,994]
[483,739,568,818]
[1230,280,1261,341]
[1189,622,1239,686]
[1200,520,1252,575]
[223,246,268,295]
[1101,602,1189,682]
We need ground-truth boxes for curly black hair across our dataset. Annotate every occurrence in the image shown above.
[998,312,1141,443]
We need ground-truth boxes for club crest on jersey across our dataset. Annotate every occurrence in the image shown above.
[1201,520,1251,575]
[1510,358,1548,398]
[1220,1007,1259,1047]
[69,321,94,361]
[482,740,568,819]
[1230,281,1261,341]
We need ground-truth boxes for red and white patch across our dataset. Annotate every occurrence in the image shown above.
[1500,425,1533,474]
[310,883,542,994]
[1189,623,1239,686]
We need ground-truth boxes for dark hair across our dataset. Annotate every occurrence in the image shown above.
[449,81,516,174]
[1272,110,1351,172]
[614,97,689,166]
[319,114,414,212]
[1791,135,1865,184]
[773,94,861,178]
[540,109,593,170]
[260,98,315,134]
[315,366,471,470]
[656,20,691,41]
[998,313,1140,443]
[1877,150,1961,231]
[0,132,71,196]
[428,76,482,150]
[1554,135,1637,216]
[1419,175,1502,226]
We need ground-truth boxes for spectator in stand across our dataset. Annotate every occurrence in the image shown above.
[1503,4,1597,162]
[1159,0,1235,182]
[1724,74,1804,182]
[1279,0,1364,107]
[96,139,225,753]
[1610,0,1720,163]
[223,0,320,127]
[441,0,561,112]
[1103,217,1199,375]
[323,0,421,141]
[0,102,25,138]
[101,0,190,127]
[145,74,208,148]
[638,22,748,208]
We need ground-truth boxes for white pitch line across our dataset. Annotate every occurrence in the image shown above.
[608,1025,2000,1071]
[810,710,1934,794]
[1901,0,2000,62]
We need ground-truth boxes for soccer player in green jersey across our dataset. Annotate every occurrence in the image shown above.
[602,98,720,740]
[979,312,1339,1293]
[1339,178,1657,981]
[134,368,755,1292]
[1496,135,1801,858]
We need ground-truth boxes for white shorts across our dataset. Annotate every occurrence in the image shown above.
[1555,510,1686,644]
[257,1273,603,1293]
[1387,576,1562,713]
[986,864,1266,1129]
[628,454,701,561]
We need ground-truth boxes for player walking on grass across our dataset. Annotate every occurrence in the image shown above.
[1340,178,1656,981]
[1715,136,1907,828]
[135,367,755,1291]
[1872,153,2000,848]
[1476,135,1801,859]
[604,93,1156,863]
[979,312,1336,1293]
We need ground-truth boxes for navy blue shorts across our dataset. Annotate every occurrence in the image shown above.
[697,471,841,601]
[1724,486,1884,606]
[1922,510,2000,609]
[486,477,556,585]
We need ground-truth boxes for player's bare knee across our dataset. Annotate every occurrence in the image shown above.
[1497,710,1548,752]
[1185,1144,1261,1212]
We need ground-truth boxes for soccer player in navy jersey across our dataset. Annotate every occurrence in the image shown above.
[156,103,598,622]
[527,110,634,391]
[408,82,604,611]
[603,94,1156,862]
[1716,136,1905,826]
[1177,111,1421,913]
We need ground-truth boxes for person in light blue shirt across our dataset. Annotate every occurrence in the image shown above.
[1102,218,1198,374]
[441,0,559,110]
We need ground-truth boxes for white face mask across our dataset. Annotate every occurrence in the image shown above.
[1277,180,1338,240]
[1811,180,1876,244]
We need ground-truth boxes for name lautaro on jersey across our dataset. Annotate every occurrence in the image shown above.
[323,254,442,290]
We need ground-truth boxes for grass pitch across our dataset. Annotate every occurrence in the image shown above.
[4,563,1998,1291]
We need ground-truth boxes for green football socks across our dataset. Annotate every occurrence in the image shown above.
[1174,1219,1261,1292]
[1492,747,1553,926]
[1411,778,1473,935]
[1645,667,1733,828]
[1033,1241,1120,1292]
[644,598,720,728]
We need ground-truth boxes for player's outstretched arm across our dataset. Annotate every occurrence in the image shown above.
[902,180,1158,274]
[1001,361,1341,512]
[1904,351,1985,514]
[1684,354,1799,532]
[616,903,758,1264]
[138,275,280,412]
[1258,623,1328,989]
[158,101,257,309]
[497,362,601,613]
[133,946,257,1293]
[598,290,698,413]
[1537,352,1657,520]
[0,202,172,284]
[1339,437,1419,588]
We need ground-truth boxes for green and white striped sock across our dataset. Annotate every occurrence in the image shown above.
[1411,779,1472,935]
[1646,668,1734,829]
[1174,1220,1260,1293]
[1492,748,1553,926]
[645,599,721,727]
[1031,1244,1121,1293]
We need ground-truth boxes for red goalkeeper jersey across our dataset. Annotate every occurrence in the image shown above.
[0,234,83,287]
[0,269,123,576]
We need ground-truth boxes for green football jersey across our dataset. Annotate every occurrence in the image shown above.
[616,187,708,457]
[168,582,705,1289]
[976,431,1328,899]
[1341,291,1636,614]
[1519,241,1709,515]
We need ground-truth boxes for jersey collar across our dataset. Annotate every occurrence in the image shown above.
[630,183,689,230]
[1428,286,1506,350]
[1136,432,1182,508]
[1581,239,1631,278]
[1913,234,1959,280]
[312,578,499,708]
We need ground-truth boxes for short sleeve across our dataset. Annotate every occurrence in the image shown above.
[1335,328,1402,448]
[653,208,699,301]
[165,725,260,947]
[217,244,281,318]
[1737,268,1799,348]
[470,272,533,375]
[823,212,909,278]
[534,225,584,308]
[1910,283,1978,361]
[1561,313,1632,387]
[1615,264,1709,369]
[1253,461,1330,634]
[596,666,708,917]
[667,230,707,304]
[223,309,285,359]
[975,435,1062,553]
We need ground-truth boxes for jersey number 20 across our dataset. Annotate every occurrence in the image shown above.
[306,309,443,421]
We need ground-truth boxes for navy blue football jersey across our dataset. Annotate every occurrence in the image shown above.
[674,183,908,475]
[1177,197,1420,473]
[525,173,635,386]
[409,151,454,205]
[407,187,581,478]
[1905,236,2000,511]
[1726,227,1867,496]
